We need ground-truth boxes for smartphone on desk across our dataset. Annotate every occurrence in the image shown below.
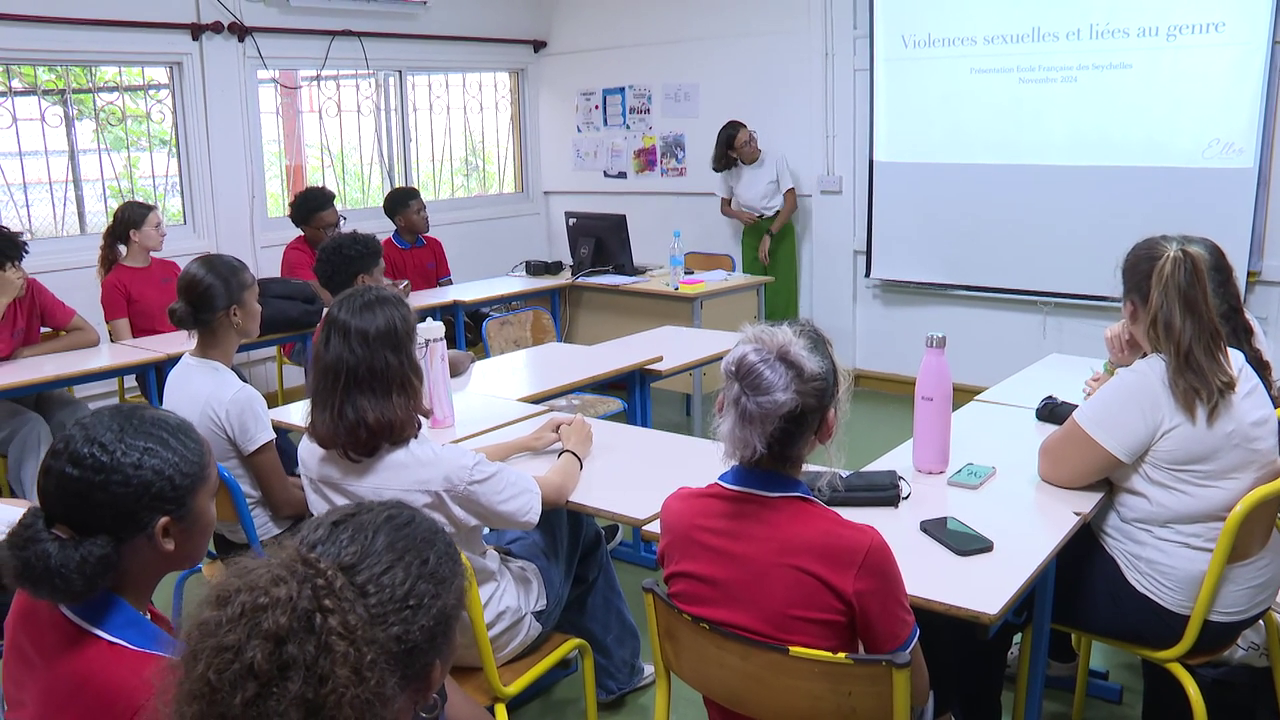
[947,463,996,490]
[920,516,994,557]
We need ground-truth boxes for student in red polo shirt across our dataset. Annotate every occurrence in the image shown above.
[381,186,452,291]
[0,226,98,500]
[0,403,218,720]
[281,186,342,363]
[657,321,948,720]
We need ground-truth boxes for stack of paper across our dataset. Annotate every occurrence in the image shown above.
[577,274,648,287]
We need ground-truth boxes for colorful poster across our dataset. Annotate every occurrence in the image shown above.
[660,132,687,177]
[603,136,630,179]
[625,85,653,131]
[575,89,602,133]
[633,134,658,176]
[601,86,627,130]
[661,83,700,119]
[572,136,606,170]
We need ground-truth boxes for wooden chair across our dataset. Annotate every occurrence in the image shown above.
[642,578,913,720]
[451,553,598,720]
[1049,476,1280,720]
[170,465,264,629]
[480,307,627,419]
[684,252,736,273]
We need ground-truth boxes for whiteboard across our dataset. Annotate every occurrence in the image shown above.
[537,34,815,195]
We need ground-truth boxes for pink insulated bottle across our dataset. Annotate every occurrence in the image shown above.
[417,319,456,429]
[912,332,952,474]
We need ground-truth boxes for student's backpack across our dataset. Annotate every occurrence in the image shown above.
[257,278,323,336]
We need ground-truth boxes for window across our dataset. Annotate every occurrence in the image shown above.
[257,68,523,218]
[0,63,185,240]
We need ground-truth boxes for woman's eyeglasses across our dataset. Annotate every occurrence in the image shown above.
[310,214,348,237]
[735,131,758,151]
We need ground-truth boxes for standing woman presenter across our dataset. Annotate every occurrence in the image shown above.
[712,120,799,321]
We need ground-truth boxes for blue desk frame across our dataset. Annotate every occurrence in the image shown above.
[0,360,162,406]
[141,330,317,406]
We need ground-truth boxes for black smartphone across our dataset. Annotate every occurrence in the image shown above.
[919,516,994,556]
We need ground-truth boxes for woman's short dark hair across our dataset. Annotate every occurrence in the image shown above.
[288,186,337,229]
[712,120,748,174]
[0,225,30,269]
[308,284,427,461]
[171,501,466,720]
[314,231,384,297]
[169,254,256,332]
[0,404,211,605]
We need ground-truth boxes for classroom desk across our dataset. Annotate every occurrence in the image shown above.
[562,273,770,409]
[0,343,167,404]
[429,277,571,349]
[406,288,456,315]
[269,392,550,444]
[119,328,317,360]
[591,325,740,433]
[451,342,661,426]
[974,353,1102,409]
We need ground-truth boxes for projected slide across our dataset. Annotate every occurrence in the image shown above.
[872,0,1276,168]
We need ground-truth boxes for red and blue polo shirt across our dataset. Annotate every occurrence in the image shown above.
[0,278,77,361]
[657,465,919,720]
[382,231,451,291]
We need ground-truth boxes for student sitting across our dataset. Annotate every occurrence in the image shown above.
[382,186,452,290]
[313,230,474,377]
[281,185,341,364]
[0,404,218,720]
[162,254,309,555]
[99,200,182,396]
[658,320,945,720]
[0,225,97,500]
[299,284,654,703]
[171,500,492,720]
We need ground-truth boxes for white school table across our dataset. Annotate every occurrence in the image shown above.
[459,414,727,528]
[974,353,1103,409]
[269,392,550,444]
[0,343,168,404]
[118,328,318,360]
[406,288,456,315]
[450,342,661,425]
[426,276,571,348]
[591,325,740,433]
[563,272,771,409]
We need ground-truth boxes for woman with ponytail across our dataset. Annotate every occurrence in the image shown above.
[171,501,491,720]
[99,201,180,342]
[1,403,218,720]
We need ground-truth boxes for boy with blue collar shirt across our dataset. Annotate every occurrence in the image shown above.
[381,187,453,291]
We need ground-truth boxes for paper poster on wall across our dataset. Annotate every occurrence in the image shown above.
[633,134,658,176]
[603,136,630,179]
[625,85,653,131]
[575,89,602,133]
[659,132,687,177]
[661,83,700,119]
[572,136,606,171]
[602,86,627,130]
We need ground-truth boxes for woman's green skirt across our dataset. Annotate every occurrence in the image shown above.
[741,216,798,322]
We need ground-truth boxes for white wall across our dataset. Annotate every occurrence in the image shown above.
[1,0,549,399]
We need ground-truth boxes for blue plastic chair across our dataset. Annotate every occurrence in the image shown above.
[170,465,264,629]
[481,308,627,420]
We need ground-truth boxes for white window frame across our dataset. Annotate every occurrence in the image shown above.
[0,26,216,274]
[244,35,540,249]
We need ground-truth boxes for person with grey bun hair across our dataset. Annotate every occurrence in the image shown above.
[657,320,949,720]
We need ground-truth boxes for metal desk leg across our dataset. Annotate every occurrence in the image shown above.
[454,305,468,350]
[610,527,658,569]
[625,371,647,427]
[1017,557,1055,720]
[691,369,704,437]
[692,297,703,328]
[141,366,160,406]
[549,290,562,333]
[757,285,765,321]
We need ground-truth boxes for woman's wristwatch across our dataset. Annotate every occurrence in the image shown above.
[1102,359,1118,377]
[763,229,774,240]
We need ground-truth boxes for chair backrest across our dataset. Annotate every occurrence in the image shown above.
[1166,473,1280,659]
[641,579,912,720]
[457,552,507,688]
[215,464,264,555]
[684,252,736,273]
[481,307,559,357]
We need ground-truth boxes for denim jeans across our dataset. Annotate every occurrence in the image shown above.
[484,508,645,701]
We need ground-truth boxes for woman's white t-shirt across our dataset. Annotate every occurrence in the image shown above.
[716,150,795,217]
[162,353,293,544]
[1072,348,1280,621]
[297,427,547,666]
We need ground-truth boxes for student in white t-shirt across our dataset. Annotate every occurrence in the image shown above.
[162,254,310,555]
[993,235,1280,720]
[298,284,654,704]
[712,120,798,321]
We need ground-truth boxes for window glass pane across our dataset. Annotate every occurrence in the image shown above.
[257,69,400,217]
[406,71,522,201]
[0,63,185,240]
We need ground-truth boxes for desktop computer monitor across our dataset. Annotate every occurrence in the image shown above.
[564,211,638,276]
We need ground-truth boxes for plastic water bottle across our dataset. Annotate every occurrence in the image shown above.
[912,332,953,474]
[417,319,455,429]
[669,231,685,287]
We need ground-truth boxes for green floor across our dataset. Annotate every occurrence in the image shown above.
[157,389,1143,719]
